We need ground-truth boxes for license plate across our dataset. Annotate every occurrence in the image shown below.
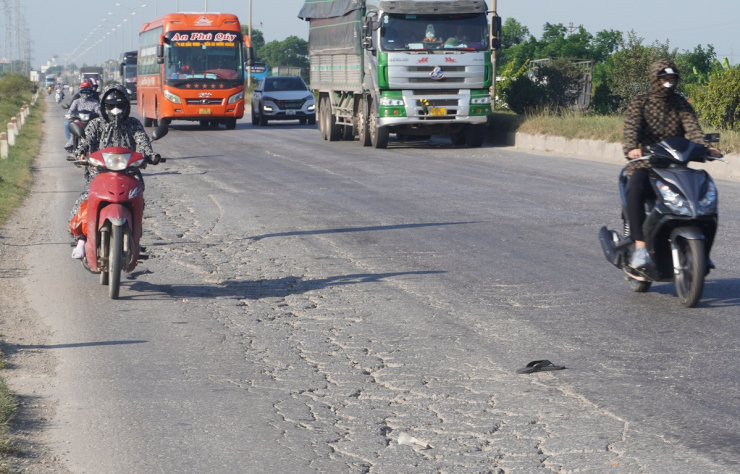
[286,110,296,115]
[429,107,446,116]
[199,108,211,115]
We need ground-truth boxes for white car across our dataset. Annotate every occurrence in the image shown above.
[251,76,316,126]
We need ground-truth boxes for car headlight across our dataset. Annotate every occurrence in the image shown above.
[263,105,273,112]
[656,180,692,216]
[164,90,181,104]
[379,97,404,106]
[471,96,491,104]
[304,94,314,101]
[307,104,316,111]
[697,179,717,215]
[102,152,132,171]
[262,96,278,103]
[228,91,245,104]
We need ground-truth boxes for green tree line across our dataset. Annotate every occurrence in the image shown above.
[497,18,740,130]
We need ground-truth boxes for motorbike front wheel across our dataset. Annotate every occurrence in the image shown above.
[108,225,123,299]
[675,239,706,308]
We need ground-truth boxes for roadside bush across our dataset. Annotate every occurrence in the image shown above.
[692,68,740,130]
[502,75,548,114]
[536,58,584,110]
[0,73,33,102]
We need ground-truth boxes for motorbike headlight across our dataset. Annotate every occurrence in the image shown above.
[656,180,692,216]
[698,179,718,215]
[79,113,90,121]
[379,97,404,106]
[163,90,181,104]
[102,152,132,171]
[228,91,245,104]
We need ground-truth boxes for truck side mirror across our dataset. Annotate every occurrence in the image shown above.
[245,46,254,67]
[490,15,502,50]
[156,44,164,59]
[362,19,374,50]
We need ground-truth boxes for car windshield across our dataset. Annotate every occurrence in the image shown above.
[380,13,489,51]
[264,77,307,92]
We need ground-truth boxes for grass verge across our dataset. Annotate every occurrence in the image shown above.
[0,95,44,228]
[0,84,45,468]
[490,109,740,155]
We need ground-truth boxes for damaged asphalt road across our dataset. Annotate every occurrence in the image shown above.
[1,102,740,473]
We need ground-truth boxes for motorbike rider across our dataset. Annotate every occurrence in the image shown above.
[69,84,157,259]
[64,81,101,150]
[623,59,723,269]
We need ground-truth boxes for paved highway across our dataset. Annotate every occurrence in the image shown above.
[2,96,739,473]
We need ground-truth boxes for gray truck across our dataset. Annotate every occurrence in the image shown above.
[298,0,500,149]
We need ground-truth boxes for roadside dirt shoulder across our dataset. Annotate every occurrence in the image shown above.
[0,106,73,473]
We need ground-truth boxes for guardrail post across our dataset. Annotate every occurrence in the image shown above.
[0,132,7,158]
[7,122,15,146]
[15,113,22,132]
[19,109,25,126]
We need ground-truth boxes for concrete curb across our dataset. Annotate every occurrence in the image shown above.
[501,131,740,182]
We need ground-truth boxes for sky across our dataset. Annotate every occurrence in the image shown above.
[15,0,739,69]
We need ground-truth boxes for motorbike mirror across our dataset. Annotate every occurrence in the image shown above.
[151,123,169,141]
[705,133,720,143]
[68,121,85,138]
[61,103,70,110]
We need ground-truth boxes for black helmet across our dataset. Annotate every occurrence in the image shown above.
[99,84,131,122]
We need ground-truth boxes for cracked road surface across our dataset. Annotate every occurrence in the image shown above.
[1,99,740,473]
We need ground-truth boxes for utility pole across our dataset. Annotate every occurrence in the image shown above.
[247,0,252,87]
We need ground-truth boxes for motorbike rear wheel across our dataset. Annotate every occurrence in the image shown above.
[109,225,123,299]
[628,277,651,292]
[675,239,705,308]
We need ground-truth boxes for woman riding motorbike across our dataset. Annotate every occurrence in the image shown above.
[622,59,722,269]
[69,84,156,259]
[64,82,101,151]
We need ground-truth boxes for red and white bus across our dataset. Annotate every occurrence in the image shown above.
[138,13,252,129]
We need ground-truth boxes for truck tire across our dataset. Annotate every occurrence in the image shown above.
[450,132,466,146]
[342,124,355,141]
[319,98,328,140]
[369,102,389,149]
[466,124,487,148]
[327,100,341,142]
[357,96,371,147]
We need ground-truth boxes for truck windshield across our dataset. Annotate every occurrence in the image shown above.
[165,31,244,84]
[124,67,137,84]
[380,13,489,52]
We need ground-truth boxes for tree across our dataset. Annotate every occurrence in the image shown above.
[501,18,530,50]
[257,36,309,70]
[606,31,676,112]
[692,67,740,130]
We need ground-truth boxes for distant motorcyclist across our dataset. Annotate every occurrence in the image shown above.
[64,82,100,151]
[622,59,722,269]
[69,84,156,259]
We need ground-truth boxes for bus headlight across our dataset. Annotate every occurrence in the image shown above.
[228,91,245,104]
[164,90,181,104]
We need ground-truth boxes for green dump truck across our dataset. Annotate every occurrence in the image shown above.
[298,0,500,149]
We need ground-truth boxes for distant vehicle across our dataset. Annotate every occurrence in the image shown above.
[119,51,138,101]
[137,12,254,130]
[80,67,103,90]
[44,75,57,89]
[249,61,268,83]
[251,76,316,126]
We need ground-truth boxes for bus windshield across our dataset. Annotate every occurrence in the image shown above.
[165,31,244,85]
[380,13,489,52]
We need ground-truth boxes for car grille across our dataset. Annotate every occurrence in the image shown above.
[186,98,223,105]
[276,99,306,110]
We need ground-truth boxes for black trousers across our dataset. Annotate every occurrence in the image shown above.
[626,168,653,242]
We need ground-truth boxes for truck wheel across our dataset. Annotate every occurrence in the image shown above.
[319,98,328,140]
[342,124,355,141]
[144,116,153,127]
[369,103,389,149]
[357,96,371,147]
[327,101,341,142]
[450,132,466,146]
[466,124,487,148]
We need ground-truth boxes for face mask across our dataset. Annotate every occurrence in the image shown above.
[662,82,676,89]
[109,107,124,116]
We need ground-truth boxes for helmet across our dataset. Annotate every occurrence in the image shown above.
[88,78,99,91]
[99,84,131,123]
[657,67,679,78]
[79,82,93,95]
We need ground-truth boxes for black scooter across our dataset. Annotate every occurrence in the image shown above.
[599,135,724,307]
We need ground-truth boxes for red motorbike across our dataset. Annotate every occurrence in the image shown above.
[68,122,168,299]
